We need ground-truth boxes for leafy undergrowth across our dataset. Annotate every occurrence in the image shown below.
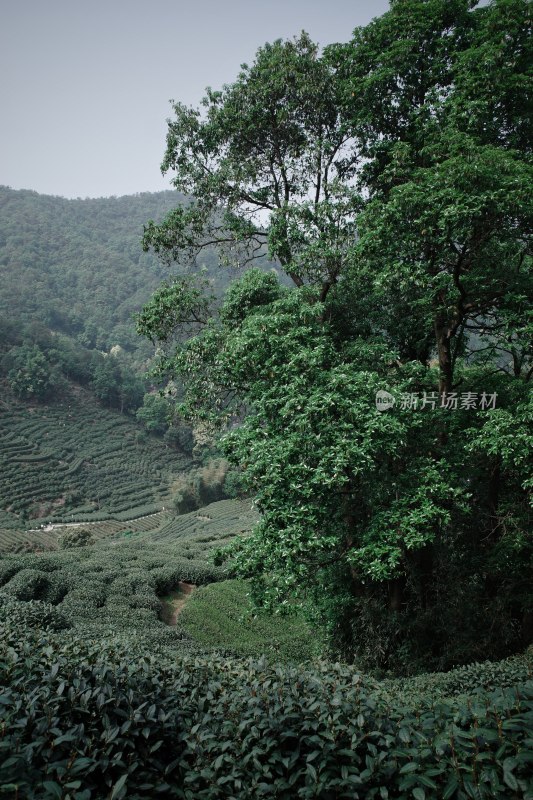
[1,505,532,799]
[1,610,532,800]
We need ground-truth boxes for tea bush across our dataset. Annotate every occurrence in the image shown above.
[0,511,171,557]
[1,612,532,800]
[0,595,71,632]
[2,568,55,602]
[1,503,532,798]
[0,536,221,652]
[385,651,533,701]
[1,623,184,799]
[152,498,258,554]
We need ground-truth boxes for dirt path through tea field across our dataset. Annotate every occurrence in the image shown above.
[159,582,196,626]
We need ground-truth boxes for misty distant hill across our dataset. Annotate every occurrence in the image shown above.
[0,187,182,355]
[0,186,230,359]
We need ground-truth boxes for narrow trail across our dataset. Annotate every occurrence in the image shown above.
[159,581,196,626]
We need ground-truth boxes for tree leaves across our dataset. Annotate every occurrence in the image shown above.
[139,0,532,670]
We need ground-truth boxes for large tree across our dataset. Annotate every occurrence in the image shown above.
[139,0,532,671]
[4,343,55,401]
[142,31,359,297]
[331,0,532,394]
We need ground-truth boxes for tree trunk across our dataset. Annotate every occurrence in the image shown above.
[487,459,501,537]
[419,545,434,611]
[389,576,405,612]
[344,515,362,588]
[434,312,454,395]
[522,610,533,645]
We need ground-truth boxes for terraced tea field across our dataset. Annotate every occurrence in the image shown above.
[0,496,285,662]
[0,487,256,557]
[0,510,172,554]
[0,387,191,529]
[149,498,258,553]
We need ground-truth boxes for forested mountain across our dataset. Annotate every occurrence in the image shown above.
[0,186,246,363]
[0,187,252,419]
[0,188,252,525]
[0,188,183,355]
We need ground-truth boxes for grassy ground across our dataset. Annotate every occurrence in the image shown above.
[178,578,323,662]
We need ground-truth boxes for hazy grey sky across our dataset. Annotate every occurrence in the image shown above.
[0,0,390,199]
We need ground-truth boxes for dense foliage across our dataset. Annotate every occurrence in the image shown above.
[1,608,532,799]
[1,495,531,799]
[0,186,274,375]
[0,190,175,421]
[140,0,532,670]
[0,189,180,357]
[0,321,138,411]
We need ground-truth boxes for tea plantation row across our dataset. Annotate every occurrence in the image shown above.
[0,499,259,647]
[0,511,171,555]
[1,605,532,799]
[0,389,191,526]
[148,498,259,557]
[1,501,532,798]
[0,541,219,653]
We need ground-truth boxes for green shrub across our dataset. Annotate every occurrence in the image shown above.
[0,537,221,644]
[0,595,71,632]
[0,558,26,587]
[1,568,69,605]
[0,626,186,799]
[60,584,108,619]
[1,615,532,800]
[173,485,199,515]
[58,527,95,549]
[2,569,51,602]
[223,466,248,499]
[387,649,533,700]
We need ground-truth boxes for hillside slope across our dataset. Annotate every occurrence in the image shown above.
[0,384,192,532]
[0,187,185,355]
[0,186,242,361]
